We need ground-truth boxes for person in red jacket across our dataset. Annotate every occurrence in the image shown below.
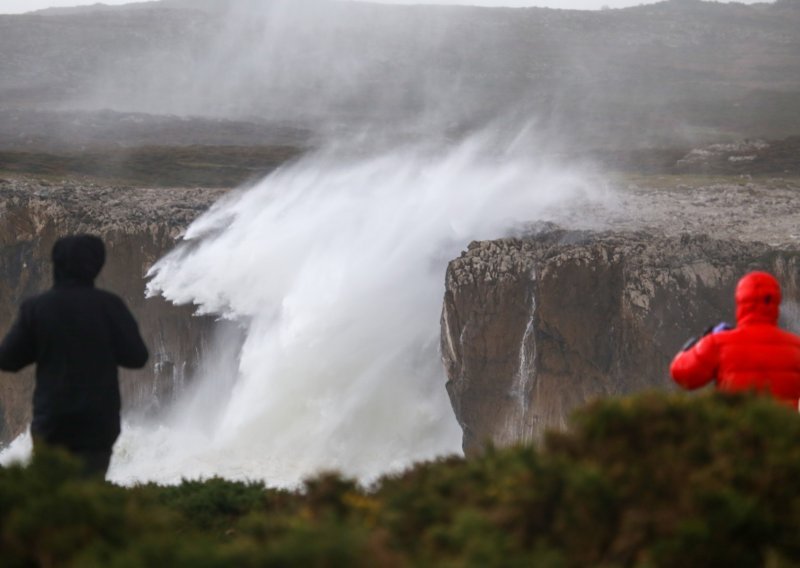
[670,271,800,408]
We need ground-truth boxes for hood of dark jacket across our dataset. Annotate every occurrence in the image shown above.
[52,235,106,287]
[735,271,781,326]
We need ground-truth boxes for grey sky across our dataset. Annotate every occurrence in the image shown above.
[0,0,775,14]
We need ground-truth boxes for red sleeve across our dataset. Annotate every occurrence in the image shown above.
[670,334,719,390]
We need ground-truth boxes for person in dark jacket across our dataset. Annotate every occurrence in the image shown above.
[0,235,148,477]
[670,271,800,408]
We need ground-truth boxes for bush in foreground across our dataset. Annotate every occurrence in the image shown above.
[1,393,799,567]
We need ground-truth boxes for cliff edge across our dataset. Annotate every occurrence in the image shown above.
[442,230,800,454]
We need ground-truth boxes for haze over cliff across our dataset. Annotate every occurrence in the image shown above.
[1,0,799,150]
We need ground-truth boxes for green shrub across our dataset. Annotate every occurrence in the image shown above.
[1,393,799,566]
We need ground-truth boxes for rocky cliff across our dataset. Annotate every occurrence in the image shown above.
[0,178,223,444]
[442,230,800,455]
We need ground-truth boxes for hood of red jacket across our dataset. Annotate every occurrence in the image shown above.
[735,271,781,326]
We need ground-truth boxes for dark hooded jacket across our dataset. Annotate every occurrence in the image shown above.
[670,272,800,408]
[0,235,148,450]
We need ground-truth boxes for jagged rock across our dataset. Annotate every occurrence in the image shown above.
[0,179,224,444]
[441,229,800,455]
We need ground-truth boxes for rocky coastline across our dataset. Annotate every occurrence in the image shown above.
[442,230,800,454]
[1,172,799,453]
[440,172,800,453]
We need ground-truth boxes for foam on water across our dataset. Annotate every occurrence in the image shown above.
[2,136,604,486]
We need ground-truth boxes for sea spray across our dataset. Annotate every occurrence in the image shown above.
[2,136,604,486]
[114,137,603,486]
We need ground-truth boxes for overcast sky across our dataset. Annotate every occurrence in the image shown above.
[0,0,774,14]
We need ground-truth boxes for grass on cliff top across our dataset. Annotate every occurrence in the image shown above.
[2,392,800,567]
[0,145,304,188]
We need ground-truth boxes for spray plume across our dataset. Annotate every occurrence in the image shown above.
[101,134,603,486]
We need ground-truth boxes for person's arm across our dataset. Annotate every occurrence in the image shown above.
[0,301,36,372]
[670,333,719,390]
[108,297,149,369]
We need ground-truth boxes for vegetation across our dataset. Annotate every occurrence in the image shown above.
[0,145,303,188]
[2,393,800,567]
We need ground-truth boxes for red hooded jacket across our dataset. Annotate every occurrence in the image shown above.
[670,272,800,407]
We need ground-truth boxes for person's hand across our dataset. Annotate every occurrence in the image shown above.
[712,322,733,333]
[701,321,733,337]
[682,322,733,352]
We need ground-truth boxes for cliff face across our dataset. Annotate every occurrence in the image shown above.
[442,230,800,455]
[0,179,224,444]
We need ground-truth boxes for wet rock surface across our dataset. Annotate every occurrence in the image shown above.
[443,177,800,455]
[0,177,226,444]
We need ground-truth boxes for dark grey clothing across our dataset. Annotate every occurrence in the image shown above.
[0,235,148,452]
